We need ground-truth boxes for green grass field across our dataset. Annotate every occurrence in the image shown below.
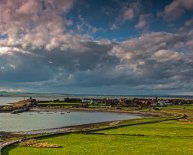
[2,104,193,155]
[161,105,193,110]
[95,120,193,136]
[3,132,193,155]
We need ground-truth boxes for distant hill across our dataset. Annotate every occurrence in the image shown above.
[0,91,192,99]
[0,91,67,97]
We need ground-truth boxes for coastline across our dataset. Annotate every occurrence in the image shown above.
[30,106,171,117]
[7,106,174,135]
[0,107,168,135]
[0,104,183,136]
[0,105,176,135]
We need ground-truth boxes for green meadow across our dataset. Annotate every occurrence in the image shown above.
[3,104,193,155]
[3,133,193,155]
[95,120,193,136]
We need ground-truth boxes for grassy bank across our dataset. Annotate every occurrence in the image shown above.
[2,104,193,155]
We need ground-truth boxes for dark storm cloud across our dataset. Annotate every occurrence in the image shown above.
[0,52,53,82]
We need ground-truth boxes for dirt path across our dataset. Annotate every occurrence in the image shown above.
[0,139,22,155]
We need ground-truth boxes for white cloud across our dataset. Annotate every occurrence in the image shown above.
[0,0,75,50]
[0,46,31,56]
[122,2,141,21]
[0,87,23,92]
[123,8,135,20]
[135,14,151,30]
[110,1,142,30]
[152,49,182,62]
[161,0,193,21]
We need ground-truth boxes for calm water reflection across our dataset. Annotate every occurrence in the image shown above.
[0,111,141,132]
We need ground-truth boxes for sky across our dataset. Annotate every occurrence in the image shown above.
[0,0,193,95]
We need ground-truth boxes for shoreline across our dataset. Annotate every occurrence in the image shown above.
[29,107,169,117]
[30,107,170,117]
[0,106,176,135]
[8,107,172,135]
[12,120,115,135]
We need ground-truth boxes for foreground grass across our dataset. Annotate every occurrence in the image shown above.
[3,133,193,155]
[3,104,193,155]
[95,120,193,137]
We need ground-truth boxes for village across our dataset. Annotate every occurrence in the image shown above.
[0,96,192,114]
[38,97,193,109]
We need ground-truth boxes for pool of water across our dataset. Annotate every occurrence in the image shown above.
[0,111,141,132]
